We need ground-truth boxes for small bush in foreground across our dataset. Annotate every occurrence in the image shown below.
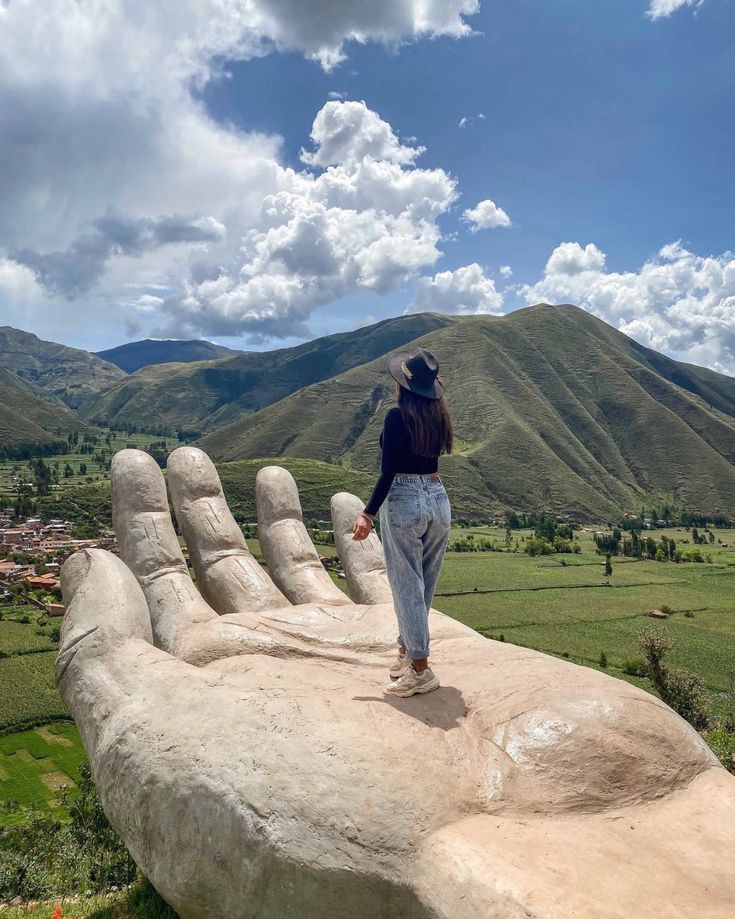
[639,630,708,729]
[0,766,135,901]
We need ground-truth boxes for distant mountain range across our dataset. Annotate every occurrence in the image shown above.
[80,313,451,435]
[95,338,238,373]
[1,307,734,519]
[198,305,735,520]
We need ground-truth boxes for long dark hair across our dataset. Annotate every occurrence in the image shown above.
[397,385,453,458]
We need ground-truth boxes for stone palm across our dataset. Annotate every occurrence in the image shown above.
[57,447,735,918]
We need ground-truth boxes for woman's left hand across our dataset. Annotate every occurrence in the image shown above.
[352,514,372,541]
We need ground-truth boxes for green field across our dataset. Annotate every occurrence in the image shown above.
[435,527,735,699]
[0,430,182,503]
[0,723,86,827]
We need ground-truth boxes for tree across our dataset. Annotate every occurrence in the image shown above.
[604,555,613,579]
[64,462,74,478]
[29,457,53,495]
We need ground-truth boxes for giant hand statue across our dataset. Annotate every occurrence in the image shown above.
[57,448,735,918]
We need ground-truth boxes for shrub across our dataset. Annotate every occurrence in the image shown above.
[622,658,646,677]
[599,651,608,669]
[524,537,553,556]
[684,549,704,563]
[639,629,708,729]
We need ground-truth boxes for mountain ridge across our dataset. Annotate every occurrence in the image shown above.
[95,338,239,373]
[0,325,124,409]
[80,312,454,434]
[197,304,735,519]
[0,367,93,457]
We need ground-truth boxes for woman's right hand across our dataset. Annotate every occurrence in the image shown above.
[352,514,373,541]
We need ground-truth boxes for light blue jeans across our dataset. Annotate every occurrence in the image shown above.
[379,474,451,661]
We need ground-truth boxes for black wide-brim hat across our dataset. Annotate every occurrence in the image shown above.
[388,346,444,400]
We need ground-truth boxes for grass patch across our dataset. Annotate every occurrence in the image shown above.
[0,723,86,827]
[0,879,177,918]
[0,653,68,734]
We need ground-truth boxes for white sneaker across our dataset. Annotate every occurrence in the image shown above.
[385,665,439,697]
[389,650,410,680]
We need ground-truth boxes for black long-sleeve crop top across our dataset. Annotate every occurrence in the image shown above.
[363,407,439,516]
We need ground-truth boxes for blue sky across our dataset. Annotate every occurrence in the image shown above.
[0,0,733,371]
[204,0,733,278]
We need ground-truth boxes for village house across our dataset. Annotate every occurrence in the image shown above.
[26,573,60,591]
[43,601,65,616]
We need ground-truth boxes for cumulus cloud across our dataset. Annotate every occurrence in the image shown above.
[462,198,512,232]
[522,240,735,374]
[301,100,424,167]
[499,265,513,278]
[0,0,478,344]
[161,112,457,338]
[646,0,703,20]
[409,264,503,315]
[544,241,606,276]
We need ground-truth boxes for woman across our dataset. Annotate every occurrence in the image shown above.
[352,346,453,698]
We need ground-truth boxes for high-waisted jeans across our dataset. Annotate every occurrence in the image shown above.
[379,474,451,661]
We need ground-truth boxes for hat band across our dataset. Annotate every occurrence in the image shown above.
[401,359,443,389]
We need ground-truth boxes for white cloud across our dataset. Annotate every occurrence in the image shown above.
[499,265,513,278]
[458,112,486,129]
[162,117,458,338]
[301,100,424,167]
[0,0,478,345]
[545,241,606,276]
[646,0,703,21]
[522,241,735,374]
[409,264,504,315]
[462,198,512,232]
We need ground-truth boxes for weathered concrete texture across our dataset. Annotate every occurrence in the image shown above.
[57,447,735,918]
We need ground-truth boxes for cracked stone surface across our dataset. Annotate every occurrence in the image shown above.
[57,447,735,918]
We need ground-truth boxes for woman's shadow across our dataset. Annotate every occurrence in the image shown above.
[352,685,467,731]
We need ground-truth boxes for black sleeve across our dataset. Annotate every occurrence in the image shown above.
[363,409,404,516]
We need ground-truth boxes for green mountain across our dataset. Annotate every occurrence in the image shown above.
[0,326,124,409]
[95,338,238,373]
[0,368,92,458]
[198,305,735,520]
[80,313,452,435]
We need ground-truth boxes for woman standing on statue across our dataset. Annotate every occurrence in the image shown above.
[352,347,453,697]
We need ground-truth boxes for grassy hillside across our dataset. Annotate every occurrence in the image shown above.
[0,368,92,457]
[0,326,123,409]
[199,305,735,520]
[96,338,238,373]
[80,313,453,435]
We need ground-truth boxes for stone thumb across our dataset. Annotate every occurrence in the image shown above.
[59,548,153,659]
[56,549,159,760]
